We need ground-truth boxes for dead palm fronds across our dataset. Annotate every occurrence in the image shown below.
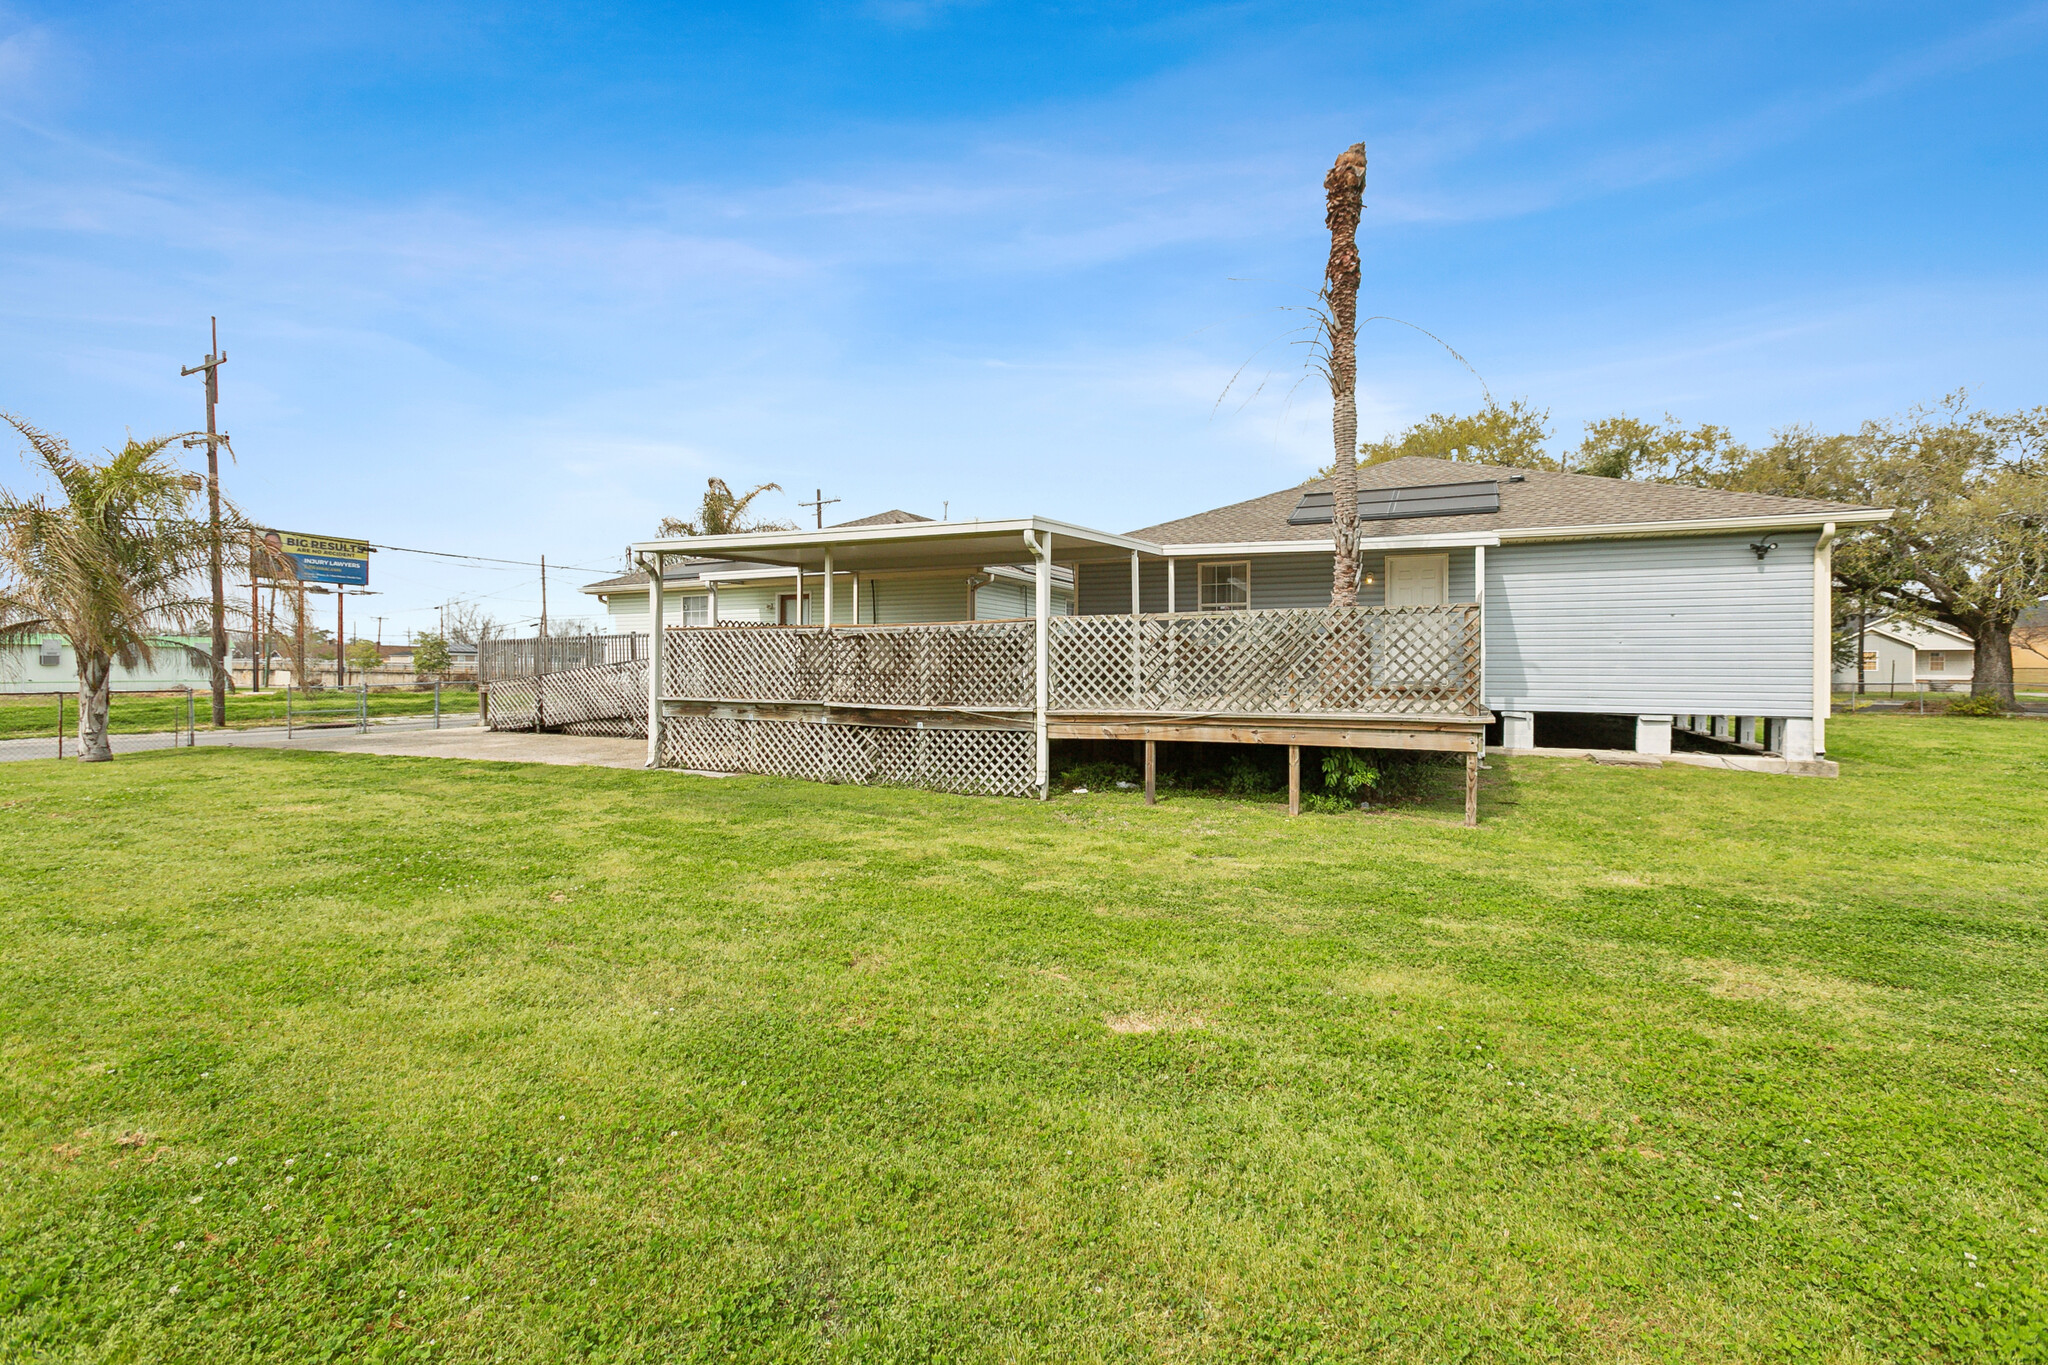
[658,479,797,538]
[0,414,233,760]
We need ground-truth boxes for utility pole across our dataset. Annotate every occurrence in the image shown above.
[798,488,840,529]
[180,318,229,727]
[249,535,263,690]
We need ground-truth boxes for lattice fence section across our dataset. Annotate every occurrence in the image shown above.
[1047,604,1481,717]
[487,659,647,735]
[662,622,1034,709]
[480,632,647,683]
[661,716,1035,796]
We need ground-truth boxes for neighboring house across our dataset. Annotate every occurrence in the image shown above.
[2016,606,2048,691]
[1833,618,1976,693]
[582,510,1074,630]
[0,634,218,693]
[530,458,1887,808]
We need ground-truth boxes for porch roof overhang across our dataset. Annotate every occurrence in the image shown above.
[629,517,1159,573]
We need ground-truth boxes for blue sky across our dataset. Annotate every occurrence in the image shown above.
[3,2,2044,638]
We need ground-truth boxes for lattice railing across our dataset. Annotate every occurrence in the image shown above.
[663,621,1034,710]
[661,715,1034,797]
[487,659,647,736]
[1047,604,1482,717]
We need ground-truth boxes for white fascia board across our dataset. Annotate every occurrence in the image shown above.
[631,516,1160,560]
[1497,508,1893,543]
[1158,532,1501,557]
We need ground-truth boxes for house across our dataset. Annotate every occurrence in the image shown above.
[1833,618,1976,694]
[0,633,218,694]
[2016,606,2048,692]
[523,457,1886,813]
[581,510,1075,630]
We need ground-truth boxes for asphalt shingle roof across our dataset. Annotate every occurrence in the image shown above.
[1127,456,1874,544]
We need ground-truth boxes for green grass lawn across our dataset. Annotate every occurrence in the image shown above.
[3,715,2045,1362]
[0,686,478,739]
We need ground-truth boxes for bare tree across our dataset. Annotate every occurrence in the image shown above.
[444,600,504,650]
[1321,144,1367,605]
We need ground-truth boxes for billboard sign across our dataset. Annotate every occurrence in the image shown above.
[260,530,370,586]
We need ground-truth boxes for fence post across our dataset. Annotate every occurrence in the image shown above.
[286,684,292,738]
[56,691,63,761]
[187,687,196,747]
[434,681,441,729]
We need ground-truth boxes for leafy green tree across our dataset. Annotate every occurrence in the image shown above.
[0,415,219,761]
[1570,414,1744,481]
[345,639,383,673]
[1359,399,1555,469]
[658,479,796,537]
[1690,398,2047,707]
[412,632,454,676]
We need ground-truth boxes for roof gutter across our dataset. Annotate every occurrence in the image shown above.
[1497,508,1890,544]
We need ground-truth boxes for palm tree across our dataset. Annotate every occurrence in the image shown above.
[0,415,223,761]
[1322,143,1368,605]
[658,479,796,537]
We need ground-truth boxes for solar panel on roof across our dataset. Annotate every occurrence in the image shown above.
[1288,480,1501,525]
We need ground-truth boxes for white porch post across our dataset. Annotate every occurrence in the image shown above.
[1130,550,1142,705]
[1166,558,1176,613]
[792,564,803,624]
[1473,543,1487,721]
[644,553,664,769]
[707,580,719,625]
[1129,551,1141,613]
[1033,530,1052,800]
[823,547,835,631]
[851,572,860,625]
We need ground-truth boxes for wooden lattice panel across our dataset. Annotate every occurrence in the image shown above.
[487,659,647,736]
[1047,605,1481,717]
[663,622,1034,710]
[660,715,1035,797]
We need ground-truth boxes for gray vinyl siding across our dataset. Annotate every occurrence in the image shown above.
[1075,549,1476,612]
[1483,532,1817,716]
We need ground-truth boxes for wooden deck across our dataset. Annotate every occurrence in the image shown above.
[485,605,1492,820]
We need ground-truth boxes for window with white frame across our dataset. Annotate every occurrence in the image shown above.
[1198,561,1250,611]
[679,593,709,627]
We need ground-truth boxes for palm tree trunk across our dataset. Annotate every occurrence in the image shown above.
[1324,143,1368,606]
[77,652,114,762]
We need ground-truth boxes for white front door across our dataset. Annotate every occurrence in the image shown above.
[1385,553,1450,607]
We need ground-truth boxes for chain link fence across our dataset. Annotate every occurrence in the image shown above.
[1,683,480,762]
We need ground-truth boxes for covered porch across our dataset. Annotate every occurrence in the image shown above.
[613,517,1491,821]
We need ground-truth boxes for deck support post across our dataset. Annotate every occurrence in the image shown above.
[1144,740,1156,805]
[823,547,834,631]
[1287,745,1300,817]
[644,553,664,769]
[1032,529,1052,800]
[1464,749,1479,827]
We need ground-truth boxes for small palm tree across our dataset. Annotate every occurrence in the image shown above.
[0,415,223,761]
[658,479,796,537]
[1322,143,1368,605]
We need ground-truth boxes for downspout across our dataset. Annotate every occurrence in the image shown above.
[1814,522,1836,756]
